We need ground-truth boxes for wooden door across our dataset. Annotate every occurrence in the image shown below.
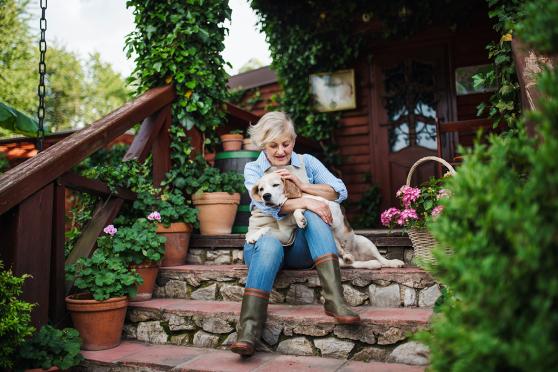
[370,44,450,209]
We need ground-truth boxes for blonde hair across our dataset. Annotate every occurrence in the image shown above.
[248,111,297,149]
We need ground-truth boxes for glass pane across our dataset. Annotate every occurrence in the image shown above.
[389,123,410,152]
[455,64,496,95]
[415,121,437,150]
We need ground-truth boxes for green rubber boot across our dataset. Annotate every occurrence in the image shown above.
[315,253,361,324]
[230,288,269,356]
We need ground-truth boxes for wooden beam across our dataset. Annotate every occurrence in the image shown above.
[0,85,176,215]
[152,107,172,187]
[438,118,492,133]
[123,106,169,163]
[60,172,136,201]
[50,180,67,326]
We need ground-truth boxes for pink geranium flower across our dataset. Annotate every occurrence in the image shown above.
[103,224,117,236]
[397,185,421,208]
[381,208,400,226]
[437,189,451,199]
[432,205,444,218]
[396,208,418,226]
[147,211,162,222]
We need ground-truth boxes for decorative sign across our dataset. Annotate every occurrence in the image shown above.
[309,69,356,112]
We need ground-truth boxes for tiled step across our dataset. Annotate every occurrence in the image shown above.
[124,299,431,366]
[187,229,413,265]
[80,341,425,371]
[155,265,441,308]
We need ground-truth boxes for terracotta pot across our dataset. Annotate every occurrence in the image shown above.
[65,294,127,351]
[25,367,59,372]
[192,192,240,235]
[243,138,260,151]
[157,222,193,267]
[204,152,216,166]
[220,134,243,151]
[129,261,159,302]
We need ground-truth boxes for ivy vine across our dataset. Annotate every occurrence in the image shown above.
[125,0,231,158]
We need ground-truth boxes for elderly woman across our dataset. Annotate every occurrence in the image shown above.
[230,111,360,356]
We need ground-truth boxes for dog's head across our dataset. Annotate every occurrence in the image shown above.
[250,172,302,207]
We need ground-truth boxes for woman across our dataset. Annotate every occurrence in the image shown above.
[230,111,360,356]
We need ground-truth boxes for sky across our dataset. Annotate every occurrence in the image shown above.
[27,0,271,77]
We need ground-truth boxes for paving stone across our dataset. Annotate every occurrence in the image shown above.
[333,325,376,344]
[276,337,314,356]
[352,346,389,362]
[202,317,234,334]
[221,332,237,347]
[220,284,244,301]
[169,333,190,346]
[314,337,354,359]
[351,277,372,287]
[343,284,368,306]
[419,284,441,307]
[207,250,232,264]
[186,249,205,264]
[192,330,220,348]
[191,283,217,301]
[377,327,406,345]
[286,284,315,304]
[136,321,168,344]
[403,286,417,307]
[262,321,283,345]
[164,280,188,298]
[163,313,196,331]
[369,283,401,307]
[128,308,159,322]
[388,341,430,365]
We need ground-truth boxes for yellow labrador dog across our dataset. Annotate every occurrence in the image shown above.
[246,172,404,269]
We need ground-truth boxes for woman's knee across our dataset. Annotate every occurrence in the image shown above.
[303,210,329,228]
[253,235,284,269]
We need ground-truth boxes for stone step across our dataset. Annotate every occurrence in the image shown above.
[155,265,441,308]
[80,341,425,371]
[124,299,431,366]
[187,229,413,265]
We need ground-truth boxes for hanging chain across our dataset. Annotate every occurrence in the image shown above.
[37,0,47,152]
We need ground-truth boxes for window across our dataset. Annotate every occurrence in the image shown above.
[455,64,497,96]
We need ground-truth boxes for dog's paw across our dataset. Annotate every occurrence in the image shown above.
[245,232,257,244]
[294,210,307,228]
[385,259,405,268]
[342,253,355,264]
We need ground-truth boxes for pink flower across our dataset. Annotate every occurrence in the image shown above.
[381,208,400,226]
[437,189,451,199]
[103,224,117,236]
[147,211,161,222]
[432,205,444,218]
[397,186,421,208]
[396,208,418,226]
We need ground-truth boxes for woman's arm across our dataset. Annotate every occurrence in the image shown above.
[299,183,338,201]
[279,197,333,225]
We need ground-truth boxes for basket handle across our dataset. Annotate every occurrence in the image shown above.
[406,156,457,187]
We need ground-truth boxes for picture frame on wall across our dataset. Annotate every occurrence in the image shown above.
[309,69,356,112]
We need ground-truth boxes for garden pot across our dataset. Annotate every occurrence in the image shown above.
[220,134,243,151]
[243,138,260,151]
[192,192,240,235]
[129,261,159,302]
[157,222,193,267]
[65,294,127,351]
[25,367,60,372]
[204,152,216,166]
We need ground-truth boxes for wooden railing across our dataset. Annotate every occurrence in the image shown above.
[0,85,176,327]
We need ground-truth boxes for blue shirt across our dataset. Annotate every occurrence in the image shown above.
[244,151,348,220]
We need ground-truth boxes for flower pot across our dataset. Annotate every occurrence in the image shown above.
[204,152,216,166]
[192,192,240,235]
[157,222,193,267]
[65,294,127,351]
[220,134,243,151]
[25,367,60,372]
[243,138,260,151]
[129,261,159,302]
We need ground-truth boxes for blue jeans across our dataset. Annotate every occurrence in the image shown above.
[243,210,337,292]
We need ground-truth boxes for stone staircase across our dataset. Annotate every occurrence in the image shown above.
[81,231,436,371]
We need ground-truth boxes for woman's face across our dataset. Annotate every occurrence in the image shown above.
[264,135,295,166]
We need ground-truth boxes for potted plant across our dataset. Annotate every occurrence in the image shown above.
[134,187,198,267]
[65,247,142,350]
[220,129,244,151]
[190,166,245,235]
[108,218,166,301]
[16,325,83,371]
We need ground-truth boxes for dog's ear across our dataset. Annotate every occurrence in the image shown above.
[283,179,302,199]
[250,183,262,202]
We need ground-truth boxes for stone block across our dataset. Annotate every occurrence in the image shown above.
[202,317,234,334]
[164,280,188,298]
[207,250,231,264]
[169,333,190,346]
[403,285,417,307]
[418,284,441,307]
[333,325,375,344]
[369,283,400,307]
[377,327,406,345]
[276,337,314,356]
[191,283,217,301]
[186,249,205,264]
[136,321,168,344]
[220,284,244,302]
[262,321,283,345]
[163,313,196,331]
[314,337,354,359]
[352,346,389,362]
[232,249,244,263]
[221,332,237,346]
[388,341,429,365]
[192,330,220,348]
[270,289,285,304]
[286,284,315,304]
[122,324,137,339]
[293,324,334,337]
[342,284,368,306]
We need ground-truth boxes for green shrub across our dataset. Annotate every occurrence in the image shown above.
[16,325,83,370]
[0,261,35,369]
[420,0,558,369]
[109,218,167,265]
[0,152,9,173]
[133,187,198,227]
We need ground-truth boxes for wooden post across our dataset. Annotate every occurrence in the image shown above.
[50,180,67,326]
[152,106,172,187]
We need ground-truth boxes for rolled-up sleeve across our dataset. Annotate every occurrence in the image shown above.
[244,162,285,220]
[305,154,348,203]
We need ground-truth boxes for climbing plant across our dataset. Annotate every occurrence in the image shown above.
[125,0,231,156]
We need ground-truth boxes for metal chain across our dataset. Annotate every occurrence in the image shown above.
[37,0,47,152]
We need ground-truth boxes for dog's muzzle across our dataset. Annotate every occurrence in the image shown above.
[263,193,272,201]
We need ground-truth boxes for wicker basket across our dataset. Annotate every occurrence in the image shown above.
[406,156,456,265]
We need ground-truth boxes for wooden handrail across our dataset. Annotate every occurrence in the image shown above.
[0,85,175,215]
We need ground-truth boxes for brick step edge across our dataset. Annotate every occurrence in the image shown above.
[156,265,441,308]
[80,341,425,372]
[124,299,431,365]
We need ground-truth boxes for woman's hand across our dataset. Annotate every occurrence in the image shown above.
[274,169,306,191]
[304,198,333,225]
